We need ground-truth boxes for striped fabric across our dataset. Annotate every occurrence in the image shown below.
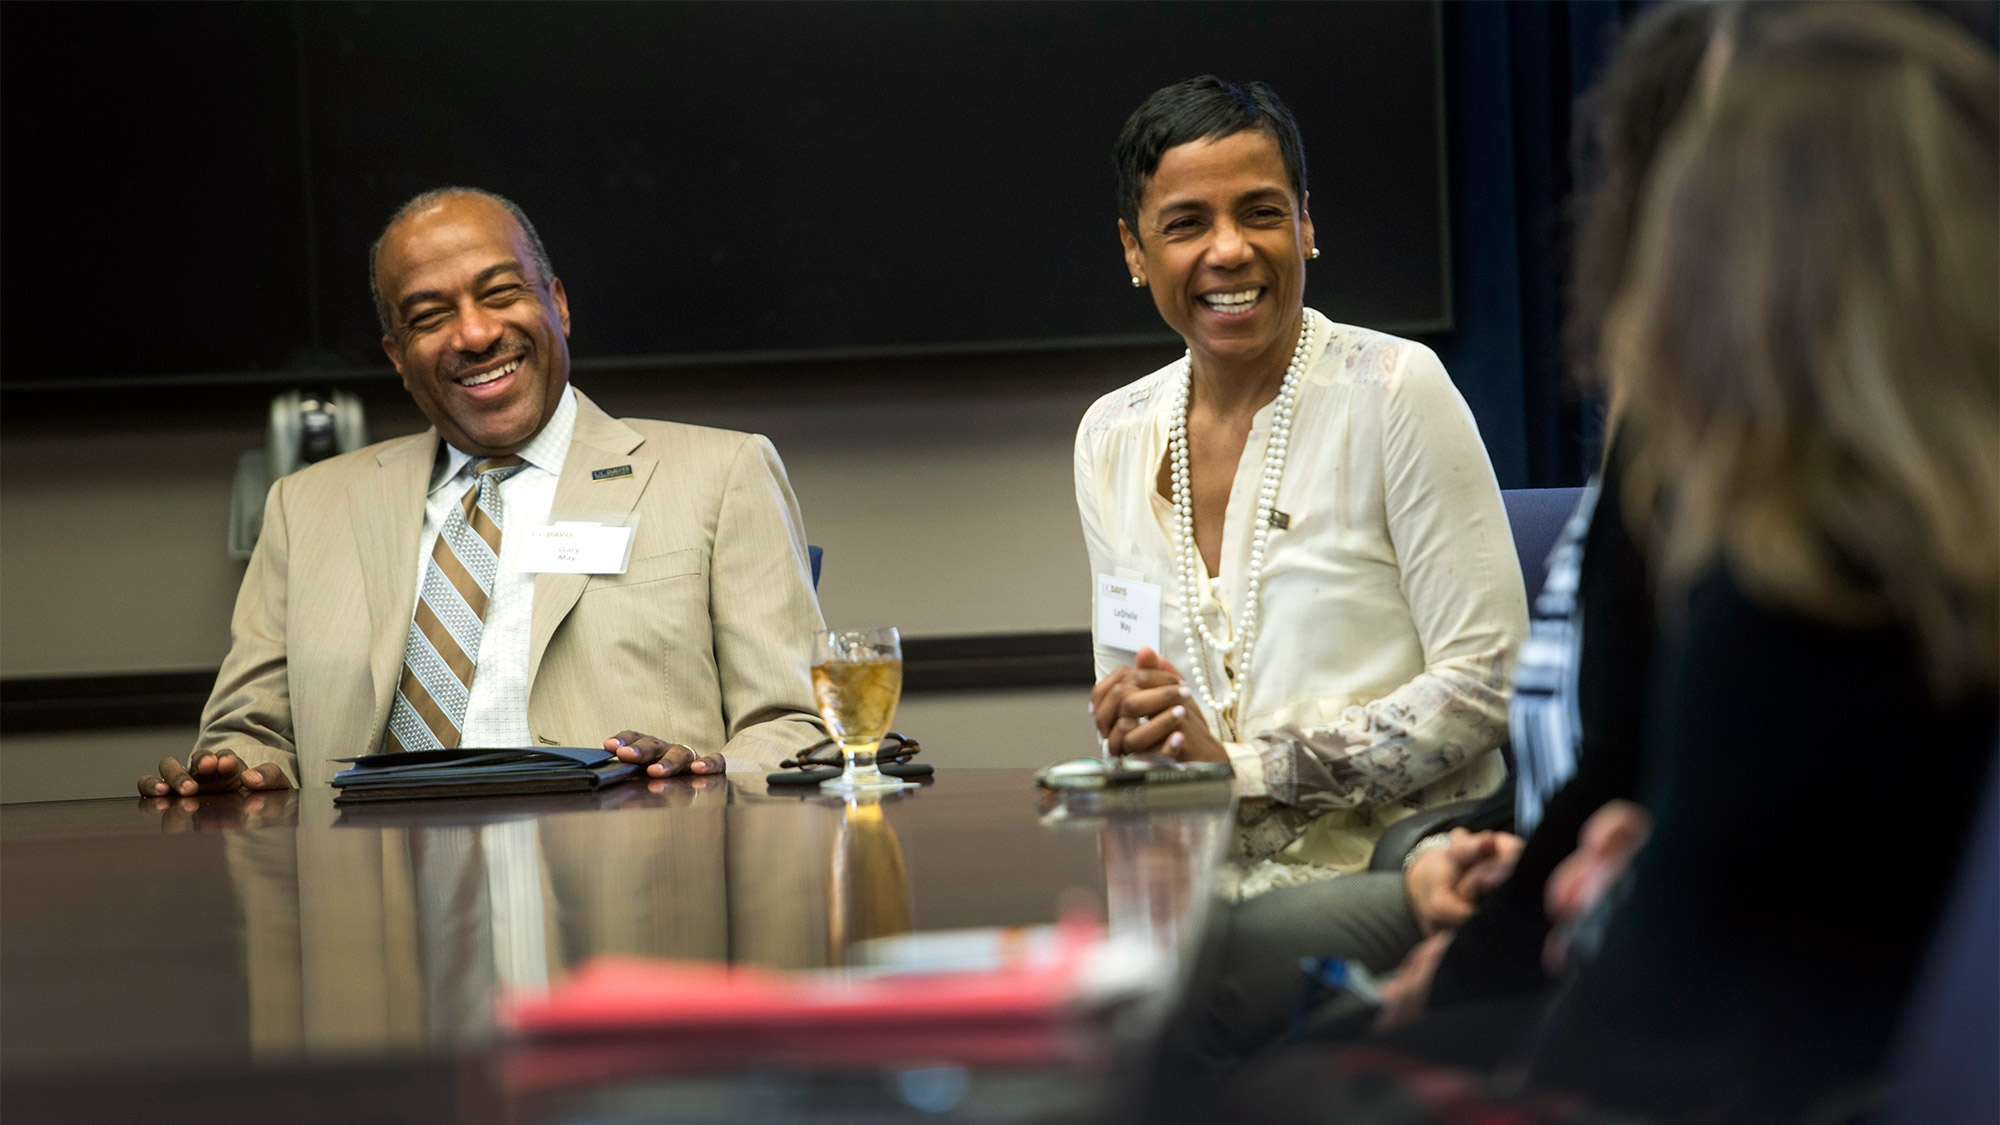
[386,456,526,752]
[1508,478,1599,836]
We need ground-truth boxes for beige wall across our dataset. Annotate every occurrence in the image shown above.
[0,345,1173,801]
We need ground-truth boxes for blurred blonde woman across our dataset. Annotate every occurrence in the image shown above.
[1527,3,1999,1116]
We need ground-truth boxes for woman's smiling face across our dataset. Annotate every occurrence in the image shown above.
[1120,128,1315,376]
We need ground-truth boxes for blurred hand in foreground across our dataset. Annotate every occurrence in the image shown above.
[1543,799,1654,972]
[1375,931,1455,1030]
[1405,828,1526,935]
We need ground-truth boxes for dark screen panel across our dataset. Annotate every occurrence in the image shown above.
[3,1,1445,385]
[1,2,314,381]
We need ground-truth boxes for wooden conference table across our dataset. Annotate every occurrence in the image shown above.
[0,768,1233,1122]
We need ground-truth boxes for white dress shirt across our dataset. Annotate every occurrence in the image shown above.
[415,386,578,748]
[1075,311,1527,872]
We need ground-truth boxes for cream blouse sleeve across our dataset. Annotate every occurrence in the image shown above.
[1237,346,1527,811]
[1074,406,1123,681]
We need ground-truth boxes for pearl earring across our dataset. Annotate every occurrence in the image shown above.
[1309,248,1320,260]
[1131,277,1144,288]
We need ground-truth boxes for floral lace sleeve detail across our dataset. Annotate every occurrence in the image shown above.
[1228,642,1513,857]
[1078,372,1165,439]
[1310,323,1408,389]
[1221,741,1269,798]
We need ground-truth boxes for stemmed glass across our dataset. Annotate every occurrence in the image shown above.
[810,627,908,793]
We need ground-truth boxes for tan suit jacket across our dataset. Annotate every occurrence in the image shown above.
[194,389,826,787]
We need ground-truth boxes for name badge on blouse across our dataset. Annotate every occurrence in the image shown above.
[515,512,639,574]
[1095,573,1162,654]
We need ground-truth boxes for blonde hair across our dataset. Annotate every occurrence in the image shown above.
[1612,2,1999,695]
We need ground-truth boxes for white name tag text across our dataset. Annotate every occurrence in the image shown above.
[1095,572,1162,654]
[516,522,635,574]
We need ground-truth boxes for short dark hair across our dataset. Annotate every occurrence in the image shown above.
[1113,76,1308,239]
[368,186,556,336]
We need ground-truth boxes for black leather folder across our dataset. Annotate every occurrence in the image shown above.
[331,746,639,804]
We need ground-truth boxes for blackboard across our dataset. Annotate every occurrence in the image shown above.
[2,2,1446,387]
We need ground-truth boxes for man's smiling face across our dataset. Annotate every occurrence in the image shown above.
[375,193,571,456]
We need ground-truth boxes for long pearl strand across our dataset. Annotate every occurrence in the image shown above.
[1168,310,1317,727]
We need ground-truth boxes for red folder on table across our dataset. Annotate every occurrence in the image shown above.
[497,921,1149,1093]
[502,921,1109,1038]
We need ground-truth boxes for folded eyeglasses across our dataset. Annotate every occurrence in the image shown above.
[768,733,930,786]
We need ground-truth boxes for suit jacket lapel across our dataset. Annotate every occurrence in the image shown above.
[529,391,656,686]
[356,432,437,750]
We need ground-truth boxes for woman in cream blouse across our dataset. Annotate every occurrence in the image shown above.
[1079,76,1527,883]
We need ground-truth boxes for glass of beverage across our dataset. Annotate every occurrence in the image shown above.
[810,627,908,793]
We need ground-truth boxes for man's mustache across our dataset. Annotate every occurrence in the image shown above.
[441,342,529,380]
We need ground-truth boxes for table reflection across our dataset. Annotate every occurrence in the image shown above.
[1038,794,1232,994]
[828,793,915,962]
[85,771,1230,1073]
[136,788,302,833]
[1100,806,1229,969]
[223,776,855,1056]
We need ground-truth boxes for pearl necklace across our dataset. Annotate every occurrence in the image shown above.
[1167,310,1317,727]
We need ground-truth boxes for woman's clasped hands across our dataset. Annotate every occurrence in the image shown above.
[1088,647,1230,763]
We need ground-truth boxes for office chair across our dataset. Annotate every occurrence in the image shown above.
[1501,488,1587,606]
[1367,487,1587,869]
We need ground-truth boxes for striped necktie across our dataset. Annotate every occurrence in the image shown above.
[385,455,527,753]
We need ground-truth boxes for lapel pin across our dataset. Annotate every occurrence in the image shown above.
[591,465,633,482]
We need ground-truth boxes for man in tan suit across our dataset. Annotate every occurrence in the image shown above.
[140,188,824,795]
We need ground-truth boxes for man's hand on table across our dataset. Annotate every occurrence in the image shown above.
[1404,828,1526,935]
[606,731,725,778]
[138,750,294,797]
[1090,647,1230,763]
